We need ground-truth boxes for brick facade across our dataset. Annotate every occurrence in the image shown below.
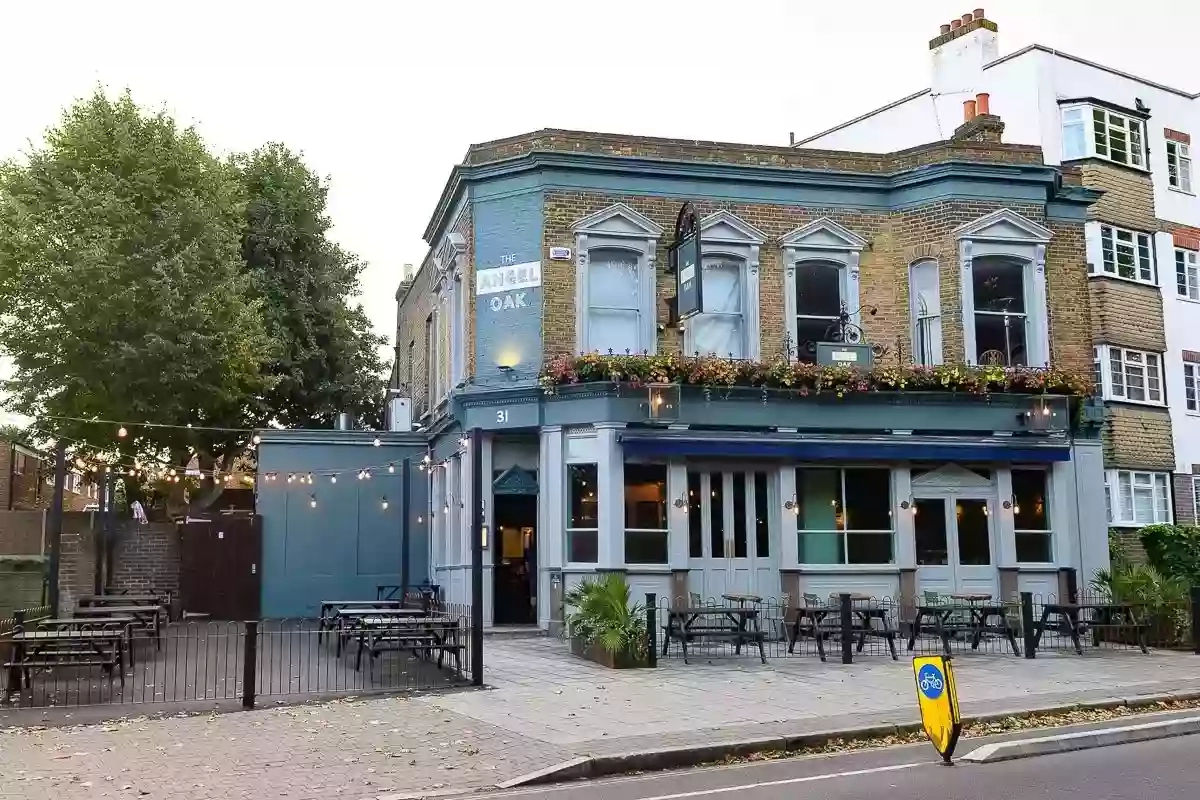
[1088,279,1167,352]
[109,521,180,597]
[1076,161,1159,232]
[0,439,98,512]
[1173,473,1199,526]
[1101,405,1176,472]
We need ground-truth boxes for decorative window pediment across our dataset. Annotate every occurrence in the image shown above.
[700,210,766,246]
[782,217,868,252]
[571,202,663,238]
[911,464,995,491]
[954,209,1053,244]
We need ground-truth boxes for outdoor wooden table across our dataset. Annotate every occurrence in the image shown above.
[332,606,433,655]
[37,617,137,668]
[789,598,898,661]
[949,593,992,602]
[74,604,165,649]
[1033,602,1148,655]
[907,603,1020,657]
[77,594,164,606]
[662,606,766,665]
[721,593,763,607]
[5,629,126,696]
[352,614,464,673]
[318,599,405,643]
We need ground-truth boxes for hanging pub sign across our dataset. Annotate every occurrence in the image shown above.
[668,202,703,321]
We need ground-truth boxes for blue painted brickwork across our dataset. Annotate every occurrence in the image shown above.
[256,439,429,617]
[473,191,544,383]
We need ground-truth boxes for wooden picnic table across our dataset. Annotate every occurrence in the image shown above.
[721,593,763,607]
[77,594,164,606]
[907,602,1020,657]
[662,606,766,664]
[352,614,464,674]
[74,604,165,649]
[318,599,406,643]
[949,592,992,602]
[331,606,436,655]
[5,629,126,696]
[37,617,137,668]
[1033,602,1148,655]
[788,598,898,662]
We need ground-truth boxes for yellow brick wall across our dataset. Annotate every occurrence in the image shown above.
[1102,404,1175,472]
[1076,161,1158,232]
[1088,278,1167,352]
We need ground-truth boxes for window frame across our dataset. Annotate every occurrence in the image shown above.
[423,312,436,415]
[683,211,765,361]
[794,466,895,566]
[1166,140,1193,194]
[573,204,663,356]
[1177,248,1200,302]
[1060,103,1148,170]
[1106,469,1172,527]
[781,218,866,363]
[909,259,943,366]
[622,462,669,565]
[1093,344,1166,406]
[956,210,1053,368]
[565,462,600,565]
[1091,224,1156,286]
[1184,362,1198,414]
[1011,467,1054,564]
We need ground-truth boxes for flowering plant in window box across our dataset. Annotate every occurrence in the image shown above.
[539,353,1092,398]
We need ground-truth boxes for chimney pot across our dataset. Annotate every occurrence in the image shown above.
[963,100,977,122]
[961,13,974,24]
[950,19,962,29]
[973,8,985,19]
[940,23,951,34]
[976,92,990,115]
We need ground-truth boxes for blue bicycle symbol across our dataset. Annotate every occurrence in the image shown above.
[918,664,945,700]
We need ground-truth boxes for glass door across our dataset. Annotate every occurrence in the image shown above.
[686,470,776,602]
[914,495,996,597]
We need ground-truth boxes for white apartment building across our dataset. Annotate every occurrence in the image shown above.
[800,9,1200,529]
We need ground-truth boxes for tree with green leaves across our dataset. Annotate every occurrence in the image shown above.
[232,143,386,431]
[0,90,273,470]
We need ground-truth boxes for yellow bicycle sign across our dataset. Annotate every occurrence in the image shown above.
[912,654,962,763]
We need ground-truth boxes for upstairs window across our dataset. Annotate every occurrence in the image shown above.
[1093,344,1164,405]
[586,247,644,355]
[1061,105,1146,169]
[910,260,943,365]
[1177,248,1199,301]
[1167,140,1193,193]
[1184,363,1198,413]
[972,256,1028,366]
[1094,225,1155,285]
[794,261,844,362]
[1106,470,1171,527]
[691,256,747,359]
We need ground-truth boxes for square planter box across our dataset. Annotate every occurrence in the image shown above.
[569,635,651,669]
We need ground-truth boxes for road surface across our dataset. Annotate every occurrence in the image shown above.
[482,716,1200,800]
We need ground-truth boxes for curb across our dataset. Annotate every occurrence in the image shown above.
[496,690,1200,788]
[961,715,1200,763]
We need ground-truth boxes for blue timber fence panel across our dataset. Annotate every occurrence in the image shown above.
[255,436,429,618]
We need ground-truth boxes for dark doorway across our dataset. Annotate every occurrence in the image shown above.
[180,514,262,619]
[493,494,537,625]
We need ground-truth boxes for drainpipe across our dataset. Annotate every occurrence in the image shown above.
[6,442,15,511]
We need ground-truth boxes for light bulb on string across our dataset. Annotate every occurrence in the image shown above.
[387,464,395,474]
[330,474,337,484]
[309,494,317,508]
[422,454,431,465]
[117,426,127,438]
[306,472,314,484]
[373,437,381,447]
[287,474,295,484]
[252,434,261,445]
[417,515,424,523]
[381,497,389,510]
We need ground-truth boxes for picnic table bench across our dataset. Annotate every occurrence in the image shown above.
[1034,602,1148,655]
[787,594,899,662]
[37,617,138,667]
[78,592,173,621]
[5,628,126,696]
[318,599,405,643]
[662,606,766,664]
[352,615,465,674]
[907,602,1020,656]
[75,604,165,648]
[331,606,436,655]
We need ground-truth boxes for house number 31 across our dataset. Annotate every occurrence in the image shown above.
[496,409,509,423]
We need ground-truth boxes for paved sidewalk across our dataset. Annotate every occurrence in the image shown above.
[3,639,1200,799]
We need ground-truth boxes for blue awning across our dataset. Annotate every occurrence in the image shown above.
[618,432,1070,463]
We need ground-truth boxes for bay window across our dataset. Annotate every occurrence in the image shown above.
[1093,344,1164,405]
[909,260,942,365]
[1106,470,1171,527]
[1012,468,1052,563]
[623,463,668,564]
[1167,140,1193,193]
[795,467,894,565]
[1177,248,1199,301]
[1094,225,1154,284]
[573,203,662,356]
[1060,104,1146,169]
[567,464,599,563]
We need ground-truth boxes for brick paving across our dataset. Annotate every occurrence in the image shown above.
[3,638,1200,799]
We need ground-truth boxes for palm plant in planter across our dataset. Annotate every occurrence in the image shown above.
[563,573,650,668]
[1090,561,1191,648]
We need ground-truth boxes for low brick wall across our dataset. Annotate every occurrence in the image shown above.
[0,510,45,555]
[0,557,45,616]
[109,522,180,597]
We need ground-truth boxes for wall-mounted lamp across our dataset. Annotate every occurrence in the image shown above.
[1002,496,1021,514]
[673,493,689,511]
[481,524,489,549]
[784,496,800,515]
[899,498,918,515]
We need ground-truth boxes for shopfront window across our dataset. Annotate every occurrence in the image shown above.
[567,464,598,563]
[795,467,894,564]
[624,463,668,564]
[1012,468,1052,563]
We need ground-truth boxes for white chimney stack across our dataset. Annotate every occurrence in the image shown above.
[930,9,998,99]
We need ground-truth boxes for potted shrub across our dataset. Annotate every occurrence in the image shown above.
[563,573,650,668]
[1090,561,1191,648]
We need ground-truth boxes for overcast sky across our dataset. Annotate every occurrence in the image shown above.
[0,0,1193,425]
